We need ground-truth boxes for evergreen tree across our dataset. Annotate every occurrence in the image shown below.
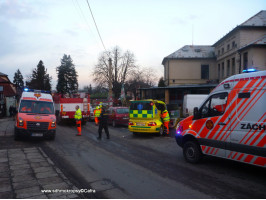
[56,54,78,94]
[13,69,24,89]
[158,77,166,87]
[26,60,52,90]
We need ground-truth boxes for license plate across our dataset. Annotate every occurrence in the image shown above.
[123,117,129,120]
[32,133,43,137]
[136,123,145,126]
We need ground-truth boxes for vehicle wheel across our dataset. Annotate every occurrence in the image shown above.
[183,141,202,163]
[14,129,20,141]
[112,120,116,127]
[48,134,56,140]
[57,116,62,125]
[158,126,164,136]
[14,133,20,141]
[133,132,138,136]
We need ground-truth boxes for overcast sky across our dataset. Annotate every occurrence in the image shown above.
[0,0,265,89]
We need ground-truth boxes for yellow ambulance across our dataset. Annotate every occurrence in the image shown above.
[128,99,166,135]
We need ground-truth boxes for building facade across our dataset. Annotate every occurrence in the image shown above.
[0,72,17,117]
[162,10,266,86]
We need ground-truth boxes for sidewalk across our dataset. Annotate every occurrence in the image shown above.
[0,119,81,199]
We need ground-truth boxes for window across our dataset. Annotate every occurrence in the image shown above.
[199,92,228,118]
[243,52,248,70]
[222,48,224,54]
[218,50,220,56]
[19,100,54,114]
[232,41,236,48]
[218,64,220,79]
[201,65,209,79]
[116,108,129,114]
[232,58,235,75]
[227,60,230,76]
[130,101,152,111]
[222,62,224,78]
[227,44,230,51]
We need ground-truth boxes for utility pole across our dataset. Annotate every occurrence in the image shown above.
[108,58,113,105]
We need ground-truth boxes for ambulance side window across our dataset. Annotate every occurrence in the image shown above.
[199,92,228,118]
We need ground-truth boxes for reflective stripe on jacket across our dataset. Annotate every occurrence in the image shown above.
[95,109,101,117]
[74,108,82,120]
[162,111,170,122]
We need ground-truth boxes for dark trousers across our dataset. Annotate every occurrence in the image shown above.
[98,124,110,138]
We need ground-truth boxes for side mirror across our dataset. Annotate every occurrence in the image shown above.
[193,107,200,120]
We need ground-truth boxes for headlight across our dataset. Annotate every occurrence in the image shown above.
[51,121,56,127]
[18,117,24,126]
[176,124,183,134]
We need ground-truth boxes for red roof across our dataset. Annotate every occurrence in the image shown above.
[0,83,16,97]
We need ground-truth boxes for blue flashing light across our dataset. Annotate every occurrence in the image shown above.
[242,68,258,73]
[23,88,51,94]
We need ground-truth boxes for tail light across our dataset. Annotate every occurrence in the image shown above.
[128,122,134,126]
[148,122,157,126]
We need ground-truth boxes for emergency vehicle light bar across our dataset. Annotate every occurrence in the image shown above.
[242,68,258,73]
[23,88,51,94]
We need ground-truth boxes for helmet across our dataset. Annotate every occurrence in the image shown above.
[96,106,99,109]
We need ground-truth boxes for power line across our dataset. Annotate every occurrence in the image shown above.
[85,0,106,51]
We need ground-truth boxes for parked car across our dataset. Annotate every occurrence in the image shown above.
[108,107,129,127]
[89,106,95,121]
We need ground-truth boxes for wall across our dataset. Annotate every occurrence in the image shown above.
[167,59,216,85]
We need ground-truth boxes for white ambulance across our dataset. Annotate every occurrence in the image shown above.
[175,70,266,167]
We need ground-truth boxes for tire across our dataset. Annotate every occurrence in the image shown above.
[57,116,62,125]
[48,134,56,141]
[112,120,116,127]
[183,141,202,163]
[158,126,164,136]
[14,129,20,141]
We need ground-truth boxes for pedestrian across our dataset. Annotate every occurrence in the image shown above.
[97,106,110,140]
[74,105,82,136]
[161,109,170,135]
[9,106,13,117]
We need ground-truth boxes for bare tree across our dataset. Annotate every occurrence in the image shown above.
[93,46,137,98]
[125,66,158,99]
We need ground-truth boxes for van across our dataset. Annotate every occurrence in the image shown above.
[175,70,266,167]
[14,89,56,140]
[128,100,166,135]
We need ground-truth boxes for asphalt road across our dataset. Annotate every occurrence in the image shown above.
[42,121,266,199]
[2,119,265,198]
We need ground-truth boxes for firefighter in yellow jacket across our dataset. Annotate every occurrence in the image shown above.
[74,105,82,136]
[94,106,101,125]
[161,109,170,135]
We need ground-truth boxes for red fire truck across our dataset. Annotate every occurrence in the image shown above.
[53,93,90,125]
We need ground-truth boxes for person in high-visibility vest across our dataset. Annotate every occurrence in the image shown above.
[74,105,82,136]
[161,109,170,135]
[94,106,101,126]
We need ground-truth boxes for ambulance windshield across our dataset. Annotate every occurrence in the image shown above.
[19,100,54,114]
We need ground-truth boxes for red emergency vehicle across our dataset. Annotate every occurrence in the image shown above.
[176,70,266,167]
[53,93,90,124]
[15,89,56,140]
